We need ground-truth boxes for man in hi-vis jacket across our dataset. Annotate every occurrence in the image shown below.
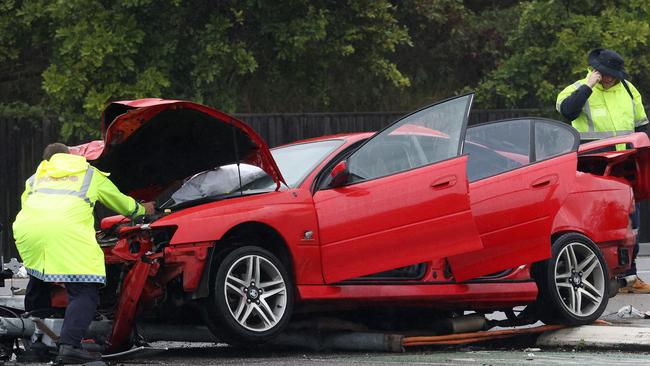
[13,143,154,364]
[557,49,650,293]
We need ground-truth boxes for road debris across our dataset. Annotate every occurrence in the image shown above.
[616,305,650,319]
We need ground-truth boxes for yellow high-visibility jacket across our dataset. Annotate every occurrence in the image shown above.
[556,75,648,140]
[12,153,145,284]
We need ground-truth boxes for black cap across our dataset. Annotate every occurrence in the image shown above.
[588,48,628,80]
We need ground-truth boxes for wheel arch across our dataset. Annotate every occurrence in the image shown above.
[190,221,294,300]
[551,230,591,246]
[532,230,593,278]
[220,221,294,273]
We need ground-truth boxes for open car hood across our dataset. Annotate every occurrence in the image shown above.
[70,98,285,201]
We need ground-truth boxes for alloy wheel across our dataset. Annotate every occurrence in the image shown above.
[223,254,288,332]
[553,241,605,317]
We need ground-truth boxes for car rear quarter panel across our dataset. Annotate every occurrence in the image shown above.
[151,188,325,284]
[553,172,632,243]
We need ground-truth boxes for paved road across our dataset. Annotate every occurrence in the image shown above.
[116,345,650,366]
[124,249,650,365]
[4,250,650,365]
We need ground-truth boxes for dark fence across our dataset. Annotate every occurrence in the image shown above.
[1,118,59,261]
[3,107,644,260]
[237,108,553,148]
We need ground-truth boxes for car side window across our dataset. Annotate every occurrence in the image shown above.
[535,121,577,160]
[465,119,531,182]
[464,118,579,182]
[347,95,472,182]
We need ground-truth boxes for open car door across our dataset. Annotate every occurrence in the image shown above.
[578,132,650,201]
[447,118,579,281]
[313,94,484,284]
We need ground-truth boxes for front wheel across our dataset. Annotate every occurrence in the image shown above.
[205,246,294,345]
[534,233,609,325]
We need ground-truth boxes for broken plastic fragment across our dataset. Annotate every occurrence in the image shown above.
[617,305,648,318]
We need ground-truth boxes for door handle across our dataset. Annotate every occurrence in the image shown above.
[531,180,550,188]
[531,174,558,189]
[431,175,457,190]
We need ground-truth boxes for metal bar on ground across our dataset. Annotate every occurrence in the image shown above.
[402,324,566,346]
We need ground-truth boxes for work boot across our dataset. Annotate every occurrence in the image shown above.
[16,341,51,363]
[620,277,650,294]
[55,344,101,364]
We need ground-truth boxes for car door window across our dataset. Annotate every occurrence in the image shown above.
[464,118,579,182]
[534,120,578,160]
[464,119,532,182]
[347,94,473,182]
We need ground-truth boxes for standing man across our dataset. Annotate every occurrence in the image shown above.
[12,143,154,364]
[556,48,650,293]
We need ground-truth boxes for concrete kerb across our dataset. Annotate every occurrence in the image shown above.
[639,242,650,257]
[536,325,650,350]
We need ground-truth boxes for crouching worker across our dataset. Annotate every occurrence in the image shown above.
[12,143,154,364]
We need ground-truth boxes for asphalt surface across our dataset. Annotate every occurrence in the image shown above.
[106,346,650,366]
[4,247,650,365]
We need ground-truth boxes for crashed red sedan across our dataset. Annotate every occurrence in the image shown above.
[65,94,648,350]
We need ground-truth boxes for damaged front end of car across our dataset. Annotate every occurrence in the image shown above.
[87,99,287,351]
[97,216,215,352]
[0,99,287,357]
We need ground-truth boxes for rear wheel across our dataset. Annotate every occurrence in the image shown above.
[534,233,609,325]
[205,245,294,345]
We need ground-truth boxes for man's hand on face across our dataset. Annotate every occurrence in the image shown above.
[587,70,602,88]
[142,202,156,215]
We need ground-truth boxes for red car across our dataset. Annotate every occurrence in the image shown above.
[68,94,648,350]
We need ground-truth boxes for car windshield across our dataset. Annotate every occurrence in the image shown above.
[161,139,345,208]
[246,139,345,190]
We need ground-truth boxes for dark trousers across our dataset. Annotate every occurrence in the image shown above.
[59,283,100,347]
[25,275,52,312]
[625,203,642,276]
[25,278,99,347]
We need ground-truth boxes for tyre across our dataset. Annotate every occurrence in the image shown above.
[205,245,294,345]
[534,233,609,325]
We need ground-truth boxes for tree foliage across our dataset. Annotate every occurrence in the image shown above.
[7,1,650,137]
[475,0,650,108]
[1,0,412,138]
[391,0,518,107]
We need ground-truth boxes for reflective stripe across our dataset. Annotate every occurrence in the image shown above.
[129,201,140,218]
[584,102,594,132]
[36,188,81,195]
[26,267,105,284]
[26,174,36,196]
[30,168,95,207]
[579,130,634,140]
[636,117,649,127]
[573,82,596,133]
[79,168,94,196]
[27,174,35,190]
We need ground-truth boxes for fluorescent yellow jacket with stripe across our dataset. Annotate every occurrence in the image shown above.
[556,75,648,140]
[12,153,145,284]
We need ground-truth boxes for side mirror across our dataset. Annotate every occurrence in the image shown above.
[329,160,349,188]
